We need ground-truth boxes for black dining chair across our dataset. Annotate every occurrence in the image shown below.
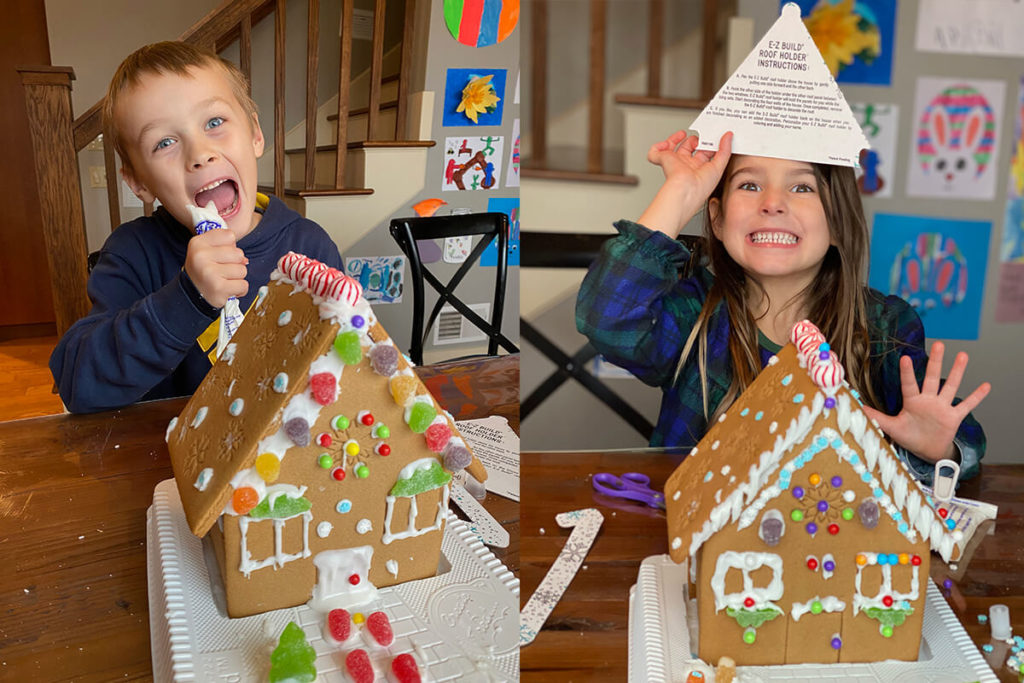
[389,212,519,366]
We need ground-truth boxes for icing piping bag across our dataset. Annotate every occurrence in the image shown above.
[449,483,509,548]
[187,201,245,358]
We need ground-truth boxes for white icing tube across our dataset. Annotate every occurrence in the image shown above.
[186,201,244,356]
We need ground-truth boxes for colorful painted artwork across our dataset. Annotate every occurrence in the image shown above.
[906,78,1005,201]
[443,0,519,48]
[442,136,504,192]
[505,118,520,188]
[786,0,896,86]
[480,197,519,267]
[996,78,1024,321]
[343,256,404,304]
[869,214,990,340]
[851,103,897,197]
[444,236,473,264]
[442,68,507,127]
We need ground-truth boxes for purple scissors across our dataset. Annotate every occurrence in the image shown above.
[592,472,665,510]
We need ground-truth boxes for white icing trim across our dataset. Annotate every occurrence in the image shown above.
[791,595,846,621]
[709,551,783,613]
[852,552,920,615]
[381,485,450,545]
[237,510,313,577]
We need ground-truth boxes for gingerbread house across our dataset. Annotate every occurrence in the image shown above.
[664,322,962,665]
[165,252,485,618]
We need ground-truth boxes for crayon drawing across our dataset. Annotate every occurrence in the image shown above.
[344,256,405,304]
[481,197,520,267]
[442,136,504,192]
[851,102,898,198]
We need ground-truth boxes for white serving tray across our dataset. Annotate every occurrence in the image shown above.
[147,479,519,682]
[628,554,998,683]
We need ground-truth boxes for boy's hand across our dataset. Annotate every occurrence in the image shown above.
[861,342,991,464]
[638,131,732,237]
[184,229,249,308]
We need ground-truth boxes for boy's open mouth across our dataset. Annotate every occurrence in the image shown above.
[749,230,798,246]
[194,178,240,217]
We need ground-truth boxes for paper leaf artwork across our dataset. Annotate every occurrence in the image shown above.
[412,198,447,217]
[505,119,520,188]
[443,0,519,47]
[343,256,404,304]
[869,214,991,340]
[851,103,898,197]
[444,236,473,264]
[481,197,519,267]
[690,2,870,166]
[916,0,1024,58]
[442,136,504,192]
[787,0,895,85]
[906,78,1005,200]
[443,68,507,127]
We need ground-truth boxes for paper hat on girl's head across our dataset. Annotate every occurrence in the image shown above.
[690,2,870,167]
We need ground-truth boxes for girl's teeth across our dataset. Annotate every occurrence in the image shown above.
[751,232,797,244]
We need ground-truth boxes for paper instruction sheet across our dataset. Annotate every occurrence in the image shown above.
[456,415,519,501]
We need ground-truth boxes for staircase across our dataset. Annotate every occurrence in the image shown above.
[20,0,435,336]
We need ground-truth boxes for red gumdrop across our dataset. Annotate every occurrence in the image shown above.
[391,653,421,683]
[424,423,451,453]
[345,649,375,683]
[310,372,338,405]
[366,611,394,646]
[328,608,351,642]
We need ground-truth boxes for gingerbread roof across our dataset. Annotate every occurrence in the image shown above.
[664,322,962,565]
[166,253,482,537]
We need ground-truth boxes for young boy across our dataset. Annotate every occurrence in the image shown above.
[50,41,343,413]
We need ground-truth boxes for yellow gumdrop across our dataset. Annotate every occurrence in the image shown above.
[809,473,821,486]
[898,553,910,565]
[345,441,360,456]
[352,612,365,624]
[255,452,281,483]
[390,375,418,405]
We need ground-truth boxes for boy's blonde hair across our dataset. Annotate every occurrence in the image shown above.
[103,41,257,173]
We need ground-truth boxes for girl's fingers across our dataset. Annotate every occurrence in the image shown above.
[898,355,920,401]
[939,351,968,401]
[955,381,992,419]
[921,342,944,395]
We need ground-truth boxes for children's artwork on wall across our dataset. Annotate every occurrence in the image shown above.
[444,236,473,264]
[343,256,405,304]
[412,197,447,217]
[916,0,1024,58]
[906,78,1005,201]
[442,68,507,126]
[480,197,519,267]
[444,0,519,48]
[787,0,896,85]
[505,119,520,188]
[851,102,898,197]
[869,213,990,340]
[514,70,520,104]
[442,136,505,191]
[996,78,1024,322]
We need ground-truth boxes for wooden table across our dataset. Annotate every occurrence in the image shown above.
[0,354,518,682]
[521,451,1024,683]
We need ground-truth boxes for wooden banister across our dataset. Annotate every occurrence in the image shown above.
[367,0,387,141]
[395,0,416,138]
[17,67,91,338]
[304,0,320,190]
[335,0,354,188]
[587,0,606,174]
[274,0,286,197]
[700,0,718,100]
[647,0,663,97]
[530,0,548,166]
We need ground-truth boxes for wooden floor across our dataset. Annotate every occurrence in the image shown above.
[0,335,65,421]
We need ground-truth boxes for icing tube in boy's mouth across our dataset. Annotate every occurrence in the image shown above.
[187,201,244,358]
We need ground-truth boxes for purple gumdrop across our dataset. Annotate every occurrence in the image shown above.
[831,475,842,487]
[817,500,829,513]
[351,315,365,328]
[823,560,835,572]
[760,517,784,547]
[943,578,953,590]
[824,397,836,409]
[819,350,830,361]
[806,522,818,535]
[443,442,472,471]
[831,637,842,650]
[858,499,880,529]
[368,344,399,377]
[285,417,310,447]
[792,486,805,499]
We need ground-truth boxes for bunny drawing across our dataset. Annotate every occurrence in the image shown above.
[916,84,996,191]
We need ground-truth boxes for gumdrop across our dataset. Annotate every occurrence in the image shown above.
[442,442,472,471]
[407,401,437,434]
[760,517,783,547]
[368,344,399,377]
[366,611,394,646]
[268,622,317,683]
[232,487,259,515]
[389,375,418,406]
[327,608,351,642]
[334,331,363,365]
[857,499,880,529]
[285,417,310,447]
[345,648,375,683]
[424,422,451,453]
[390,653,421,683]
[255,452,281,483]
[309,372,338,405]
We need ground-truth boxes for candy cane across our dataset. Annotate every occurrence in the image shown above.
[520,508,604,646]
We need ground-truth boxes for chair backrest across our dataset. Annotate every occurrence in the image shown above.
[388,212,519,365]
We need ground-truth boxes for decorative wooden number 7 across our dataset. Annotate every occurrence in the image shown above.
[520,508,604,646]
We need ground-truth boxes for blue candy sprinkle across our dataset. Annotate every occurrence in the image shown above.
[816,436,827,448]
[779,479,790,490]
[902,600,910,610]
[873,488,883,498]
[793,393,804,403]
[946,518,956,530]
[782,374,793,386]
[861,472,872,482]
[898,522,908,534]
[887,553,898,565]
[832,438,843,449]
[741,408,750,416]
[336,499,352,514]
[819,342,830,352]
[780,469,791,480]
[755,411,764,421]
[704,471,713,482]
[878,554,888,565]
[979,615,989,624]
[983,644,994,653]
[892,511,902,521]
[849,454,860,465]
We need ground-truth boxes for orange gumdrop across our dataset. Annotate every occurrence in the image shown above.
[232,486,259,514]
[389,375,418,405]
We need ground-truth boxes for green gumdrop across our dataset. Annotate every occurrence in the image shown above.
[269,622,317,683]
[389,460,452,497]
[408,401,437,434]
[743,628,756,644]
[333,331,363,365]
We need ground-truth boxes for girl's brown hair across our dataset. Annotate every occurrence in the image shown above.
[678,158,881,424]
[103,41,257,173]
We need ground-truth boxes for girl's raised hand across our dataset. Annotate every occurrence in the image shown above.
[638,131,732,237]
[861,342,991,464]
